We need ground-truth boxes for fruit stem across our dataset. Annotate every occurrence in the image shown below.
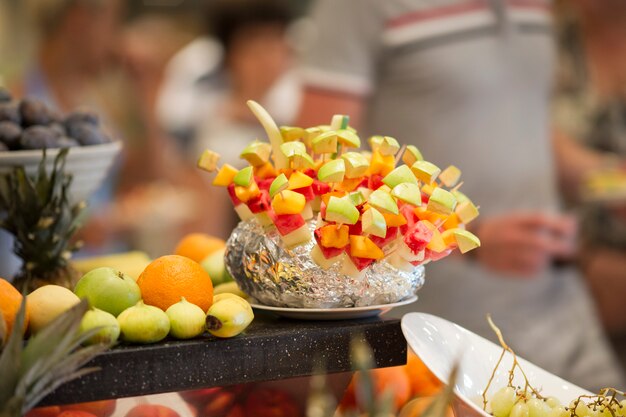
[206,315,223,331]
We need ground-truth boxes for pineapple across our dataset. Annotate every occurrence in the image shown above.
[0,149,85,292]
[0,299,108,417]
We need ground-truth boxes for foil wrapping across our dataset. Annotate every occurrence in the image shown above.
[225,219,425,308]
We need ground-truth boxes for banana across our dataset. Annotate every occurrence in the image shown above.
[205,296,254,338]
[72,251,151,280]
[213,281,247,298]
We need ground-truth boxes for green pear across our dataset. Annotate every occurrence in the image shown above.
[240,141,271,166]
[402,145,424,166]
[318,159,346,183]
[367,189,399,215]
[80,308,120,345]
[362,207,387,238]
[427,188,457,215]
[341,152,369,178]
[233,166,254,187]
[166,297,206,339]
[391,183,422,206]
[117,301,170,344]
[383,165,418,187]
[269,173,289,198]
[325,196,359,225]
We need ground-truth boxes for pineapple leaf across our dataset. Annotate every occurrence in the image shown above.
[0,299,26,407]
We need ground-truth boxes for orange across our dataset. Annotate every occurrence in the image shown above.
[340,365,412,412]
[0,278,27,336]
[404,350,443,397]
[137,255,213,312]
[174,233,225,263]
[398,397,455,417]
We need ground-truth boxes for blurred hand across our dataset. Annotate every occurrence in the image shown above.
[472,212,578,277]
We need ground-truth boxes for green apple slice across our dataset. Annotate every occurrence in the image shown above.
[455,200,479,224]
[391,183,422,206]
[344,190,366,206]
[439,165,461,187]
[312,131,338,154]
[378,136,400,156]
[292,152,315,169]
[304,126,322,148]
[452,190,469,203]
[411,160,441,184]
[402,145,424,166]
[383,165,418,187]
[368,135,384,152]
[318,159,346,183]
[336,129,361,148]
[368,189,399,215]
[233,166,254,187]
[454,229,481,253]
[280,141,306,158]
[427,187,457,215]
[341,152,369,179]
[362,207,387,238]
[269,173,289,198]
[197,149,220,172]
[280,126,305,142]
[330,114,350,130]
[325,196,359,225]
[240,141,271,167]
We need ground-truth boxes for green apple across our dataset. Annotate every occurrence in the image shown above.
[341,152,369,178]
[362,207,387,238]
[304,126,323,148]
[402,145,424,166]
[378,136,400,156]
[292,152,315,169]
[166,297,206,339]
[201,247,234,286]
[325,196,359,225]
[240,141,271,166]
[456,200,479,224]
[383,165,418,187]
[318,159,346,183]
[336,129,361,148]
[117,301,170,344]
[280,141,306,158]
[280,126,305,142]
[391,183,422,206]
[411,160,441,184]
[453,229,481,253]
[80,308,120,345]
[367,189,399,215]
[344,190,366,206]
[233,166,254,187]
[368,135,384,152]
[427,188,457,215]
[439,165,461,187]
[74,267,142,317]
[269,173,289,198]
[312,131,338,154]
[197,149,220,172]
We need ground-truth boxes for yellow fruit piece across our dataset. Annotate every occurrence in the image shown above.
[234,182,260,203]
[411,161,441,184]
[442,213,461,230]
[319,224,349,248]
[455,200,480,224]
[349,235,384,260]
[414,206,448,225]
[441,229,457,247]
[421,183,436,196]
[271,190,306,215]
[212,164,238,187]
[421,221,447,253]
[439,165,461,187]
[197,149,220,172]
[27,285,81,334]
[288,171,314,189]
[254,162,276,179]
[336,177,364,192]
[368,150,396,176]
[383,211,408,227]
[454,229,481,253]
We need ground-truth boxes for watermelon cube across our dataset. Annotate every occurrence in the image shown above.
[227,183,243,206]
[247,190,270,214]
[370,226,399,248]
[312,180,331,196]
[425,248,452,262]
[272,213,306,236]
[403,221,433,254]
[348,254,375,271]
[257,177,275,191]
[293,185,315,201]
[368,174,384,190]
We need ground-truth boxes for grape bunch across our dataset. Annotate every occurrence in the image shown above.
[489,387,626,417]
[484,317,626,417]
[0,87,111,152]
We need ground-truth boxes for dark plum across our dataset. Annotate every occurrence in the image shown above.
[19,98,52,126]
[68,122,108,146]
[0,102,21,124]
[20,126,62,149]
[0,121,22,150]
[0,88,11,103]
[65,109,99,127]
[49,122,67,137]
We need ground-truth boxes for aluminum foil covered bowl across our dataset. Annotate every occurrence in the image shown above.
[225,218,425,309]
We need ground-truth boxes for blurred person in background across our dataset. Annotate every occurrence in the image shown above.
[297,0,623,390]
[553,0,626,369]
[157,0,300,238]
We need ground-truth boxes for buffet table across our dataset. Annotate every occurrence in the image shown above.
[39,313,407,406]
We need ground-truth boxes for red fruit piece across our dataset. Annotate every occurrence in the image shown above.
[348,221,362,236]
[403,221,434,254]
[202,390,236,417]
[314,229,347,258]
[272,213,305,236]
[125,405,180,417]
[25,406,62,417]
[57,412,98,417]
[368,174,384,190]
[247,190,270,213]
[312,180,330,195]
[60,401,117,417]
[304,168,317,178]
[349,255,375,271]
[179,387,223,406]
[425,248,452,262]
[227,184,242,206]
[257,177,275,191]
[399,204,418,235]
[370,226,399,248]
[421,192,430,205]
[292,185,315,201]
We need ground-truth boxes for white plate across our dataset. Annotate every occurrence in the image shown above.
[250,296,418,320]
[401,313,592,417]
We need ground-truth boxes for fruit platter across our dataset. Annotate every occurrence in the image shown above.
[197,101,481,312]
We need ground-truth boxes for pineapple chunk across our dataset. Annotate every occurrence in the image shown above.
[288,171,314,189]
[234,182,260,203]
[421,220,447,253]
[212,164,238,187]
[369,150,396,176]
[349,235,384,260]
[272,190,306,215]
[319,224,349,248]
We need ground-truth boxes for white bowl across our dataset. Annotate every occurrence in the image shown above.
[0,141,122,202]
[401,313,592,417]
